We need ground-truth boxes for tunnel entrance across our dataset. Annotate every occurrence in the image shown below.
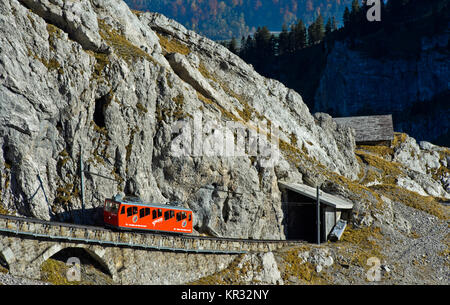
[40,247,113,285]
[283,190,324,243]
[0,252,9,273]
[280,182,353,243]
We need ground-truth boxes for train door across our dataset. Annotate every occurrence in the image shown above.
[104,200,120,226]
[151,208,163,229]
[139,207,151,227]
[164,209,175,230]
[126,205,138,225]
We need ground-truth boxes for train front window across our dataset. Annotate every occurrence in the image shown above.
[110,203,119,214]
[120,206,125,215]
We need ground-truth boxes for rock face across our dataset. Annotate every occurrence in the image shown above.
[313,35,450,145]
[0,0,361,239]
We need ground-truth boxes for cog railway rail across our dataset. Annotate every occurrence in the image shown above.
[0,214,302,255]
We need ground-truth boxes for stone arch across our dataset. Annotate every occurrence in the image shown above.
[0,248,12,272]
[37,244,117,282]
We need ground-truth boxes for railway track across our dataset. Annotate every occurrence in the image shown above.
[0,214,303,255]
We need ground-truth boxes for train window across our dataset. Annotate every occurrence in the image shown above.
[145,208,150,217]
[111,203,119,214]
[127,206,138,217]
[182,212,187,220]
[170,210,174,219]
[176,212,181,221]
[152,209,157,219]
[120,206,125,215]
[139,208,145,218]
[158,209,162,218]
[188,213,191,221]
[164,210,169,220]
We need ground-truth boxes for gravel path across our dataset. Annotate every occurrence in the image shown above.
[381,202,450,284]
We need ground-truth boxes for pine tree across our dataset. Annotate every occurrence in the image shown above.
[278,23,290,55]
[294,19,307,50]
[325,17,332,36]
[228,37,238,54]
[350,0,361,27]
[316,14,325,42]
[351,0,361,15]
[332,16,338,31]
[343,6,351,28]
[308,15,325,45]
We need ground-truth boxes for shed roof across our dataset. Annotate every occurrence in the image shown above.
[278,182,354,210]
[334,114,394,143]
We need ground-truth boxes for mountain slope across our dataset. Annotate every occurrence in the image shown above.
[125,0,353,40]
[0,0,448,285]
[0,0,361,239]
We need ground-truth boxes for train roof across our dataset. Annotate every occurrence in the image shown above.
[107,196,192,211]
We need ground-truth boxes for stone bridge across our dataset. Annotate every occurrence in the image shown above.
[0,215,298,284]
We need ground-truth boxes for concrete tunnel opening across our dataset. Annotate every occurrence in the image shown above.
[279,182,353,243]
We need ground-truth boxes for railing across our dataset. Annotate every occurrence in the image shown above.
[0,214,301,255]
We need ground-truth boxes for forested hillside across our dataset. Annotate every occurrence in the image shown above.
[226,0,449,145]
[125,0,352,40]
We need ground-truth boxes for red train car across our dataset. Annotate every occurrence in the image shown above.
[103,196,193,234]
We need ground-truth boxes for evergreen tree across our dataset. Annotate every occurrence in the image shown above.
[350,0,361,28]
[278,24,290,55]
[332,16,338,32]
[293,19,307,50]
[343,6,351,28]
[228,37,238,54]
[325,17,332,36]
[308,14,325,45]
[316,14,325,42]
[253,26,274,67]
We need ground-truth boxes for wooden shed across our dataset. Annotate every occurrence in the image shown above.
[278,182,353,243]
[334,115,394,145]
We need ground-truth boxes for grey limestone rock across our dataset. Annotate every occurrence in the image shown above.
[1,0,444,242]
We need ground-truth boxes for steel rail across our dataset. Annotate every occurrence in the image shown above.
[0,214,302,255]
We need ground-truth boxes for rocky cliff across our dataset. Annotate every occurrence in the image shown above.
[313,31,450,146]
[0,0,362,239]
[0,0,449,285]
[0,0,448,241]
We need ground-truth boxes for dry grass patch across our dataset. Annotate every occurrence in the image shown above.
[98,18,157,65]
[278,246,332,285]
[370,184,449,220]
[339,225,385,270]
[156,33,190,55]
